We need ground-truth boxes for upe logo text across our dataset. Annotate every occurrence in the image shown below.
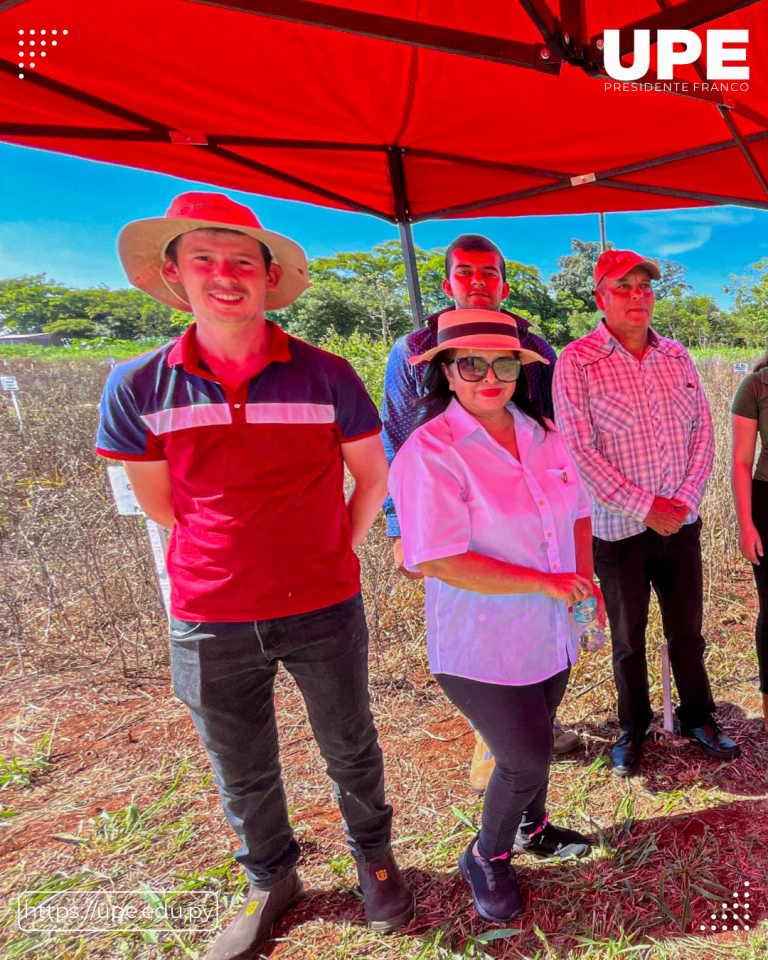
[603,30,748,82]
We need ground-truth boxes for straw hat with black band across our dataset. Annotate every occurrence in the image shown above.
[118,192,311,311]
[409,309,549,366]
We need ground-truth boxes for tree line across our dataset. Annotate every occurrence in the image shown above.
[1,239,767,349]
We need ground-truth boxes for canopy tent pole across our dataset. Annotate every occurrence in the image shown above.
[388,145,424,329]
[399,221,424,330]
[599,212,607,253]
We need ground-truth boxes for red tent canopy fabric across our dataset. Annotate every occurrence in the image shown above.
[0,0,767,223]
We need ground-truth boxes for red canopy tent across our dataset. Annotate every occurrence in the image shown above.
[1,0,767,324]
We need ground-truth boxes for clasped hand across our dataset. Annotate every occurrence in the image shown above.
[643,496,689,536]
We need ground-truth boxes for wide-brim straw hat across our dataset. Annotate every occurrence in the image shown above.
[118,192,311,311]
[409,309,549,365]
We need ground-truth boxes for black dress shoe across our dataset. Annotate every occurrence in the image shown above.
[610,730,645,777]
[513,817,591,859]
[681,720,741,761]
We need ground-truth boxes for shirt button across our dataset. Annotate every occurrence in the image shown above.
[547,532,553,538]
[539,500,545,505]
[553,564,558,569]
[233,403,241,409]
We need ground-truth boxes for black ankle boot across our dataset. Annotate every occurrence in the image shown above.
[356,848,414,933]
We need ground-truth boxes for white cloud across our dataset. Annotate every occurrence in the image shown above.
[628,207,755,257]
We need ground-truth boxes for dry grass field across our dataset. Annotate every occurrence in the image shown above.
[0,352,767,960]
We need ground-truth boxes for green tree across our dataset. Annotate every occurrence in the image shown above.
[0,275,67,332]
[43,317,102,338]
[652,293,730,348]
[726,258,768,348]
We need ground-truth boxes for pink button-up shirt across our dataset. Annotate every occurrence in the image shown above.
[553,320,714,542]
[389,399,592,686]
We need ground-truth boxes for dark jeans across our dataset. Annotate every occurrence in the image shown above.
[750,479,768,694]
[169,592,393,888]
[436,668,570,859]
[594,518,716,732]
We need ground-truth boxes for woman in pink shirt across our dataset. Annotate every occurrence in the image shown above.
[389,310,604,924]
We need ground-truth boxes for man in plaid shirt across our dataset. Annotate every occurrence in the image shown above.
[553,250,741,776]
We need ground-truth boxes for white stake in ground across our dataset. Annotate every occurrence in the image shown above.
[106,464,171,618]
[1,375,24,430]
[661,642,674,732]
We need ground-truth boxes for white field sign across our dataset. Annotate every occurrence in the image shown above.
[107,465,171,617]
[2,375,24,429]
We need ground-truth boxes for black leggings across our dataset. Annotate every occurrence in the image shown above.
[435,668,570,859]
[750,479,768,694]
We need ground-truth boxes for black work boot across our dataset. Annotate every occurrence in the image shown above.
[459,836,523,923]
[356,849,414,933]
[513,814,591,859]
[205,871,305,960]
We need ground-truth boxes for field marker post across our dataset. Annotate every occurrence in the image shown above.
[1,375,23,430]
[106,464,171,618]
[661,642,674,732]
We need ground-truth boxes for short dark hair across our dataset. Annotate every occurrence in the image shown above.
[444,235,506,283]
[165,228,272,270]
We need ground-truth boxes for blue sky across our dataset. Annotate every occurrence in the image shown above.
[1,141,767,308]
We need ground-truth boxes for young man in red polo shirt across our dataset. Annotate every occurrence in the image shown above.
[97,193,413,959]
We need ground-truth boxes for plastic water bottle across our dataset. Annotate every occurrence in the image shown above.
[573,596,605,652]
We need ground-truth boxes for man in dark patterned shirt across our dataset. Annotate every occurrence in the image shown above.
[381,235,579,791]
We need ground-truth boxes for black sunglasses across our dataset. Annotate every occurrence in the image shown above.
[449,356,522,383]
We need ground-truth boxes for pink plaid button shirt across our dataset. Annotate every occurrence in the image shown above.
[552,320,714,542]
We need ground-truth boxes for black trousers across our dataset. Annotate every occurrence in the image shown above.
[594,518,716,732]
[435,668,570,859]
[169,593,393,888]
[750,479,768,694]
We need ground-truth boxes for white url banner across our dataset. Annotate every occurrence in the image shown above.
[16,889,219,933]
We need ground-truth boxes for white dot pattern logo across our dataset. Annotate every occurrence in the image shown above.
[16,28,68,78]
[699,881,751,932]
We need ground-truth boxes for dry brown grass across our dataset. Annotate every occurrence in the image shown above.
[0,355,767,960]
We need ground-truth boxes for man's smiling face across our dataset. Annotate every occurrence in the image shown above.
[162,228,282,328]
[443,247,510,311]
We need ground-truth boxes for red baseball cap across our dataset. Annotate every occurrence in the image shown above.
[594,249,661,289]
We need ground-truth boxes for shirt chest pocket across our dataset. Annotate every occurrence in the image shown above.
[670,385,697,424]
[544,467,580,514]
[589,391,634,433]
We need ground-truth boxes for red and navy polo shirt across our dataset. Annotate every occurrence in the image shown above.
[96,322,381,622]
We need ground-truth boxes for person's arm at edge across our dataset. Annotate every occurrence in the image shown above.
[342,434,389,551]
[123,459,175,529]
[732,413,763,564]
